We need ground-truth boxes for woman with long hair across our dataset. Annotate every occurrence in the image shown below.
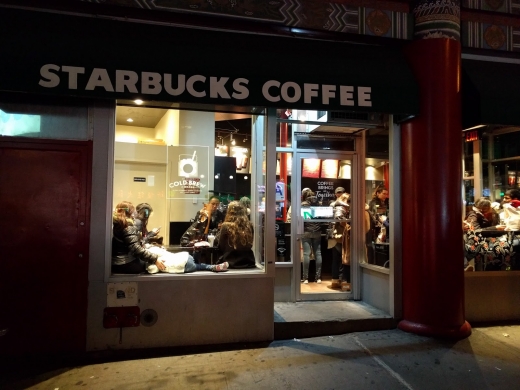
[112,201,166,274]
[215,201,256,268]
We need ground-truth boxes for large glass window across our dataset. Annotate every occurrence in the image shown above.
[113,103,266,276]
[463,128,520,272]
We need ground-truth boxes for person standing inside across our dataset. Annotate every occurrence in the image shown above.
[328,192,351,291]
[330,187,346,204]
[368,186,389,243]
[301,189,323,284]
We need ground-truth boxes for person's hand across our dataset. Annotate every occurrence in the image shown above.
[156,257,166,271]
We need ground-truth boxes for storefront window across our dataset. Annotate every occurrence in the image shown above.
[113,104,266,276]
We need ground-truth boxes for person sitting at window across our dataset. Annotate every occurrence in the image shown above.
[465,198,496,231]
[145,244,228,274]
[111,201,166,274]
[181,196,225,247]
[500,189,520,231]
[194,195,225,232]
[214,201,256,268]
[134,202,162,245]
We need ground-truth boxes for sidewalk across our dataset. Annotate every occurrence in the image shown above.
[2,325,519,389]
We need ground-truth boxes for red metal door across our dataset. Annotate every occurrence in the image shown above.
[0,138,91,357]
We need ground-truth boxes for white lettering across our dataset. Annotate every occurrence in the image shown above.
[141,72,162,95]
[85,68,114,92]
[340,85,355,106]
[281,82,301,103]
[62,66,85,90]
[358,86,372,107]
[210,77,230,99]
[186,75,206,97]
[39,64,60,88]
[322,84,336,105]
[232,78,249,99]
[115,70,139,93]
[303,83,319,104]
[164,74,186,96]
[262,80,280,102]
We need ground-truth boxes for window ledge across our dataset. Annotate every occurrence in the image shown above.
[359,262,390,275]
[107,267,266,282]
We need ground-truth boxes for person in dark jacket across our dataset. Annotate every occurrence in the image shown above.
[180,196,225,247]
[464,197,495,230]
[134,202,161,245]
[215,201,256,268]
[301,189,323,283]
[111,201,166,274]
[328,192,351,291]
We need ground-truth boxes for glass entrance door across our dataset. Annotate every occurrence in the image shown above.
[293,151,357,301]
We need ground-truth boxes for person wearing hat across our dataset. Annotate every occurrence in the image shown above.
[330,187,346,205]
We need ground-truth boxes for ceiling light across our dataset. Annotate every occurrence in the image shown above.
[127,118,134,122]
[231,134,236,146]
[134,99,143,105]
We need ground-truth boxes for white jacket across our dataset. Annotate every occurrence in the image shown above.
[502,203,520,231]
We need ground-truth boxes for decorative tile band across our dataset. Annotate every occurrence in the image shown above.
[412,0,461,40]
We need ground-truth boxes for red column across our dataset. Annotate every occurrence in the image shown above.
[398,38,471,339]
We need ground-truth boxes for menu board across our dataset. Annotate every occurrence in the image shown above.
[320,159,339,179]
[302,158,320,178]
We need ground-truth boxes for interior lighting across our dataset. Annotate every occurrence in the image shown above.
[134,99,144,105]
[231,134,236,146]
[244,176,248,180]
[463,124,486,131]
[126,118,134,123]
[229,175,234,179]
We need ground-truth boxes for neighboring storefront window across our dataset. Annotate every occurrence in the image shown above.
[113,103,266,276]
[463,128,520,272]
[0,97,89,140]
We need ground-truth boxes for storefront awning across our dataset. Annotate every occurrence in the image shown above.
[0,8,419,116]
[462,58,520,128]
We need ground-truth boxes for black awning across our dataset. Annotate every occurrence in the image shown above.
[0,8,419,116]
[462,58,520,128]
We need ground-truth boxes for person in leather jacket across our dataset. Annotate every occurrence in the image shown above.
[111,201,166,274]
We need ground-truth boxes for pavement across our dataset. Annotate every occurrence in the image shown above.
[1,324,519,389]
